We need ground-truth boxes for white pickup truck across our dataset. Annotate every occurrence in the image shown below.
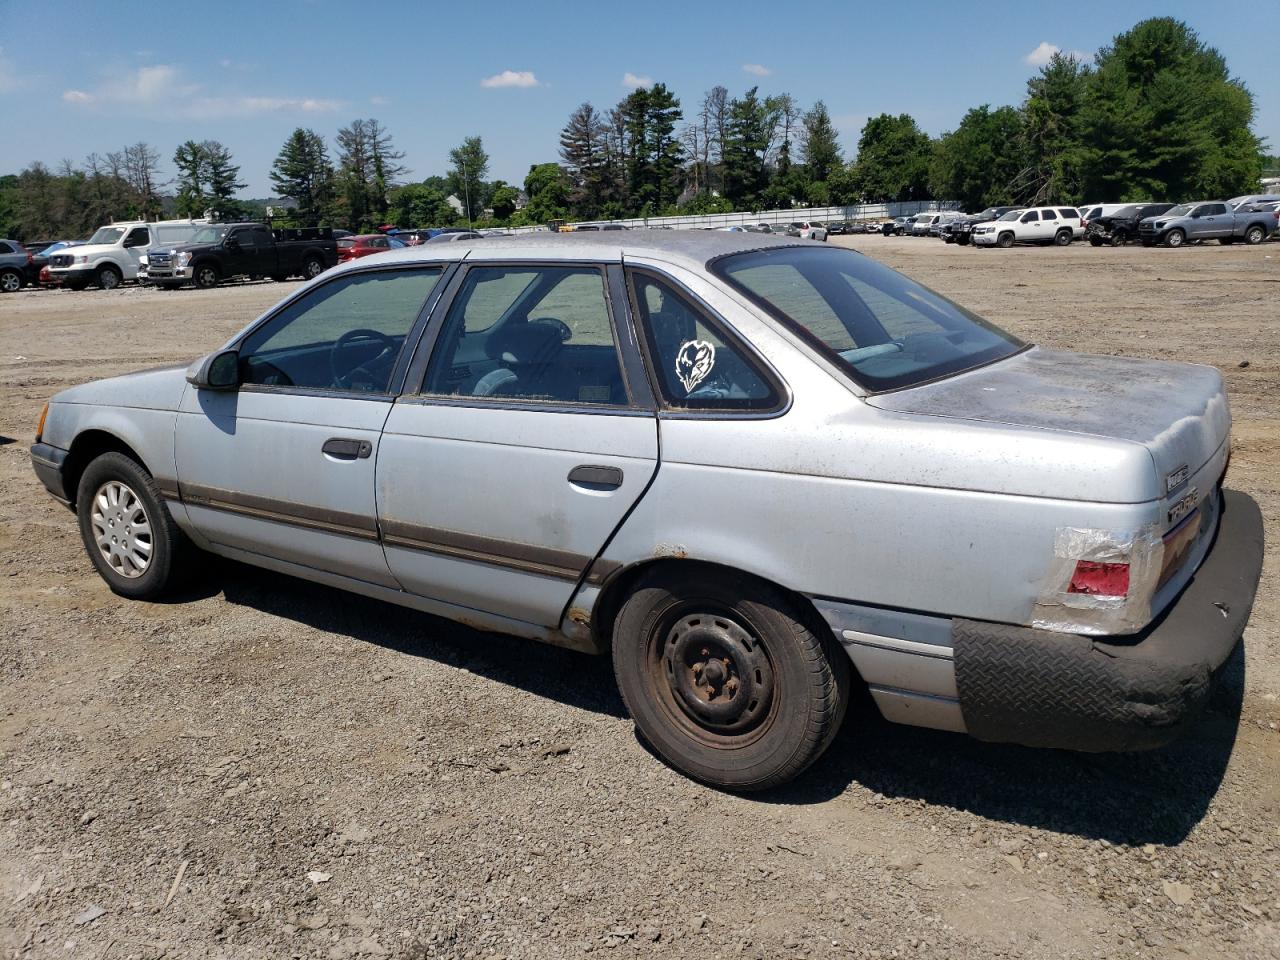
[46,219,209,290]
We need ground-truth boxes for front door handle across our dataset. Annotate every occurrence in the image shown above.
[323,438,372,460]
[568,464,623,489]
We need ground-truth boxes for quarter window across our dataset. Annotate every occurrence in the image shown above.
[238,268,442,393]
[630,273,778,411]
[1057,209,1078,220]
[424,266,628,406]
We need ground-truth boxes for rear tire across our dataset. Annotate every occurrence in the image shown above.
[75,452,195,600]
[303,257,324,280]
[1244,225,1266,245]
[1054,229,1072,246]
[613,567,851,792]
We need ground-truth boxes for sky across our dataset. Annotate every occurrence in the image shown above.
[0,0,1275,198]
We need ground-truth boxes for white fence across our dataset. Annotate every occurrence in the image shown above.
[507,200,960,234]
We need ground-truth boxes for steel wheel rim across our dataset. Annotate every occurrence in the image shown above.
[100,270,119,289]
[198,267,217,286]
[305,260,322,278]
[90,480,153,579]
[1,272,18,292]
[647,603,778,747]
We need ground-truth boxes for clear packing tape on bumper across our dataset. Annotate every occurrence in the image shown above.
[1031,523,1164,635]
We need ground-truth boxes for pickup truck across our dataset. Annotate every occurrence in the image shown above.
[145,223,339,289]
[1138,201,1276,248]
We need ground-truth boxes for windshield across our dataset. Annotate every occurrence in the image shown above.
[190,226,228,244]
[87,227,126,245]
[714,246,1023,392]
[997,210,1022,222]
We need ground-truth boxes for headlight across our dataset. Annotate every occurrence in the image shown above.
[177,252,193,266]
[139,255,149,266]
[74,254,88,263]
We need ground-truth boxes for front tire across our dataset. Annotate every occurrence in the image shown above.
[194,263,220,289]
[0,268,23,293]
[1163,229,1185,248]
[997,231,1015,249]
[613,568,851,791]
[95,265,123,290]
[76,452,193,600]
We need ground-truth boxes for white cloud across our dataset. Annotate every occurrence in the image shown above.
[742,63,772,77]
[480,70,539,88]
[1024,41,1092,66]
[60,63,342,117]
[622,72,652,89]
[370,95,389,105]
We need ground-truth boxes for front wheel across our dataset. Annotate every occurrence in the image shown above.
[1163,229,1185,248]
[613,568,851,791]
[95,265,123,290]
[997,231,1015,249]
[76,452,194,599]
[194,263,220,289]
[0,268,23,293]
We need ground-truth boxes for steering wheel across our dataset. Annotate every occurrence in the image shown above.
[329,328,397,389]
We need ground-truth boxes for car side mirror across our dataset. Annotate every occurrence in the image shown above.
[186,349,241,391]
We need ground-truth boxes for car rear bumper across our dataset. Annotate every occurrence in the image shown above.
[30,442,72,505]
[816,489,1263,752]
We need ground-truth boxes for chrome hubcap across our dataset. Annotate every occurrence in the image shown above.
[91,481,152,578]
[1,273,18,292]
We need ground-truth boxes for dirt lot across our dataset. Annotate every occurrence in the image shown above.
[1,238,1277,960]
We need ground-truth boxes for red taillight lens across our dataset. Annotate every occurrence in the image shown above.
[1068,561,1130,597]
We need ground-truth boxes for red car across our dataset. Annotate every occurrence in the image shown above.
[336,234,394,263]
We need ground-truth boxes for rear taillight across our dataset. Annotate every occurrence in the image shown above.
[1068,561,1129,597]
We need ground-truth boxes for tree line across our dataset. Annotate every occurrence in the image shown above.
[0,18,1268,242]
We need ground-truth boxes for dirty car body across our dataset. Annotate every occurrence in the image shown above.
[31,233,1264,789]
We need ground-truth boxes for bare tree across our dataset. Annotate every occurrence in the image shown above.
[120,142,164,220]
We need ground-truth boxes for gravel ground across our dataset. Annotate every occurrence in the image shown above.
[0,239,1277,960]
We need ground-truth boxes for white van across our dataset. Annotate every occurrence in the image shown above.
[46,219,209,290]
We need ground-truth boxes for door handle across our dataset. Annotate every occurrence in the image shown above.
[568,464,623,489]
[323,438,372,460]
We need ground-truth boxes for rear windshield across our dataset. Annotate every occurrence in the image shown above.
[713,246,1023,392]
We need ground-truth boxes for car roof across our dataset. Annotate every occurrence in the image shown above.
[327,230,812,275]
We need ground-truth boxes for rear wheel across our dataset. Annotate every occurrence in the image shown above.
[997,231,1015,249]
[1244,225,1266,245]
[0,268,23,293]
[613,567,850,791]
[303,257,324,280]
[1054,229,1072,246]
[75,452,194,600]
[1163,229,1186,248]
[95,264,123,290]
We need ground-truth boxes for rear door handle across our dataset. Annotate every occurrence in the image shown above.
[323,438,372,460]
[568,464,623,489]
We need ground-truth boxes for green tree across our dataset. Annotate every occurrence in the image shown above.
[1077,17,1263,201]
[387,182,457,227]
[448,135,489,222]
[1011,53,1090,203]
[488,181,520,221]
[929,105,1026,210]
[270,128,335,223]
[618,83,684,214]
[520,162,570,225]
[850,114,933,202]
[800,100,842,185]
[173,140,207,218]
[560,102,609,218]
[202,141,247,220]
[722,87,773,208]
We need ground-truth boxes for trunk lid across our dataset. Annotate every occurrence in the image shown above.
[867,348,1229,508]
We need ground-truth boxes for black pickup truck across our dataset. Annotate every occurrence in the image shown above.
[144,223,338,289]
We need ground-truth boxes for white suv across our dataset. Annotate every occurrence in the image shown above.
[972,207,1083,248]
[787,221,828,241]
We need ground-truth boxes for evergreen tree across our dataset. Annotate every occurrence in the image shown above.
[722,87,773,208]
[202,141,246,220]
[559,102,608,218]
[173,141,206,218]
[270,128,335,223]
[800,100,842,185]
